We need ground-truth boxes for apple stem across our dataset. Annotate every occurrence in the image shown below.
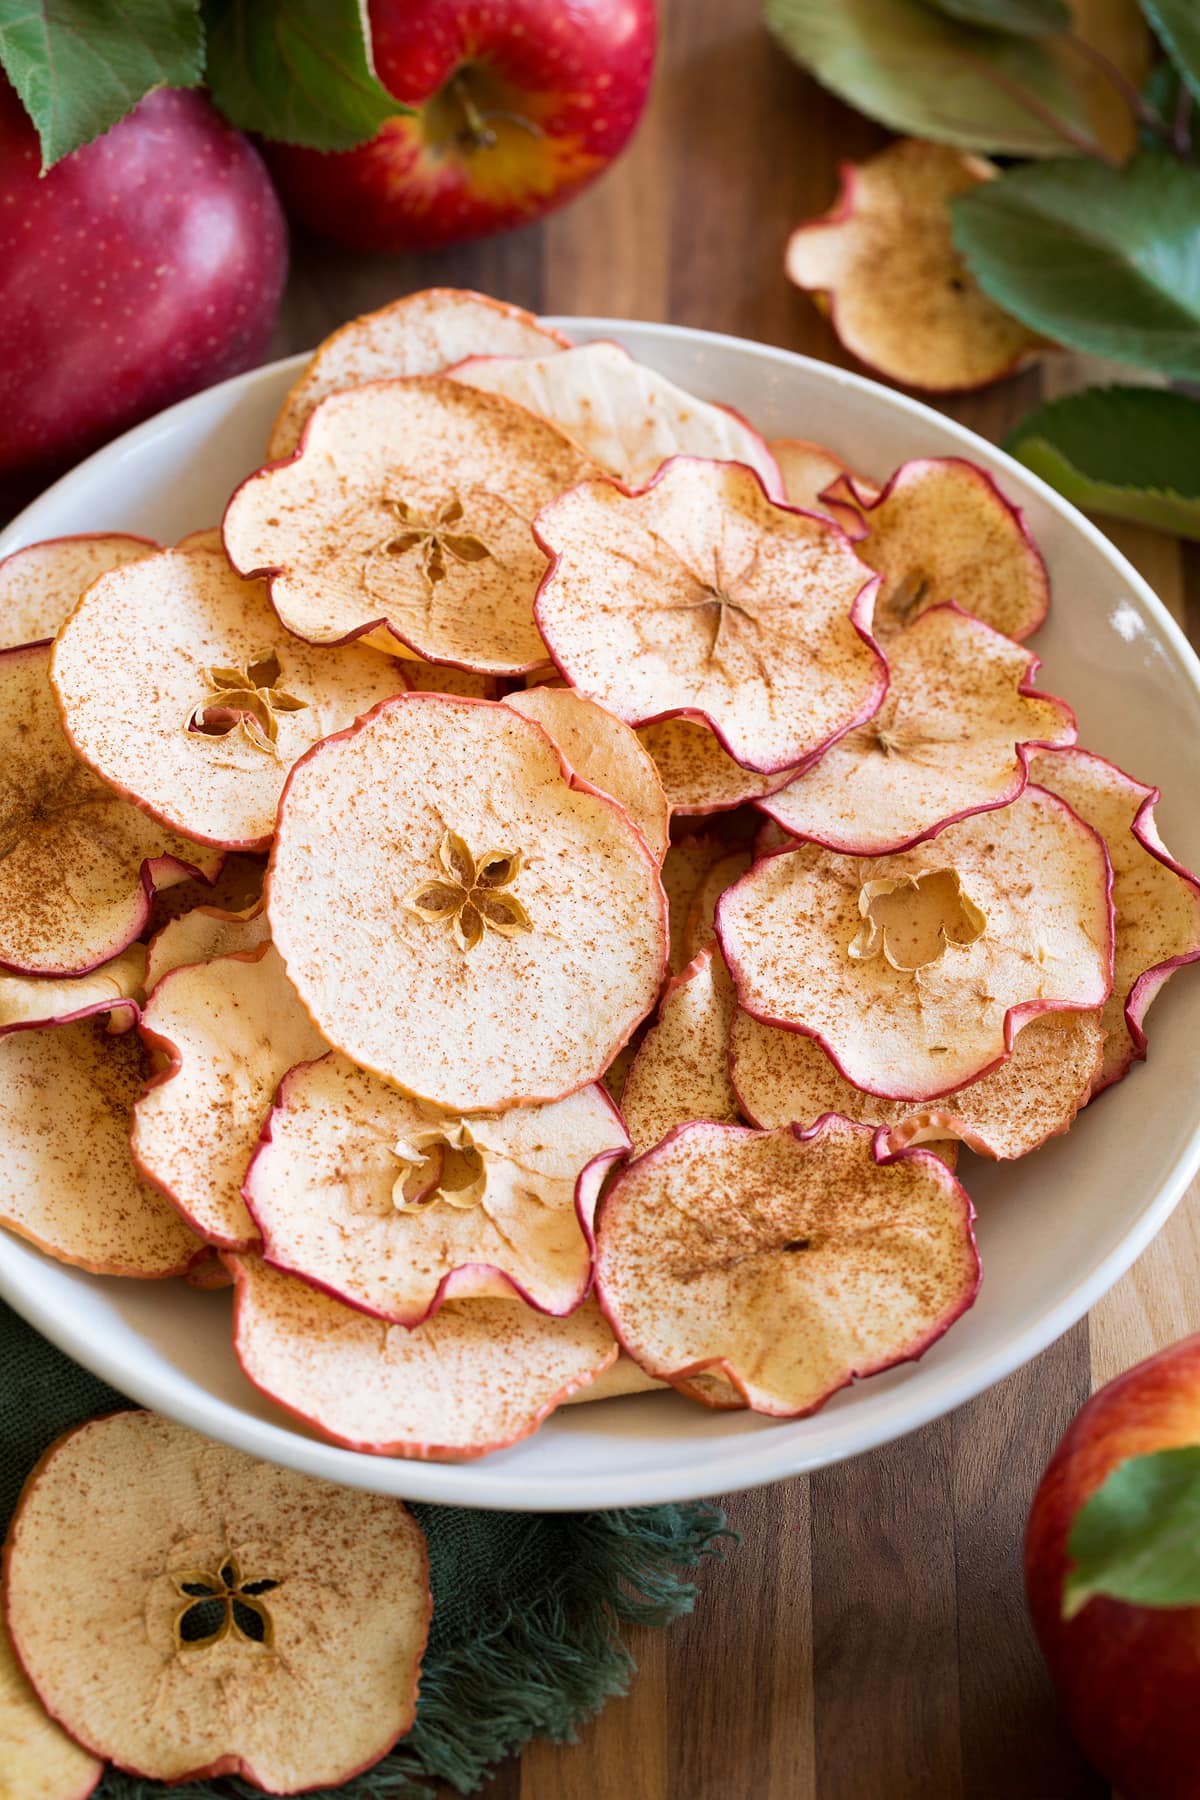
[451,75,498,151]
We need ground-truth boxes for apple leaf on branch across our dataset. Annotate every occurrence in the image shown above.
[1005,387,1200,539]
[951,153,1200,378]
[0,0,204,167]
[1139,0,1200,106]
[201,0,406,151]
[1064,1446,1200,1617]
[918,0,1070,38]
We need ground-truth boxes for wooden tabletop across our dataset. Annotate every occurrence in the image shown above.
[272,2,1195,1794]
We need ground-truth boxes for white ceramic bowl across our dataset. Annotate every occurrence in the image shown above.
[3,321,1200,1510]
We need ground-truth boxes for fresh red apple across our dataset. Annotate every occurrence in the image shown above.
[0,83,287,494]
[1026,1334,1200,1800]
[263,0,656,253]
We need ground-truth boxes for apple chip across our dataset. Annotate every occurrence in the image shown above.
[145,903,268,992]
[183,1249,234,1291]
[450,341,784,494]
[0,532,157,649]
[682,851,752,963]
[731,1006,1102,1161]
[4,1411,429,1790]
[0,944,145,1038]
[718,786,1113,1100]
[0,1019,201,1275]
[268,694,666,1111]
[244,1052,627,1322]
[662,831,731,974]
[784,140,1043,392]
[145,852,266,936]
[230,1257,619,1460]
[268,286,568,459]
[760,606,1075,853]
[534,458,886,772]
[771,438,875,524]
[564,1356,668,1403]
[224,378,598,675]
[406,659,499,700]
[0,643,221,976]
[51,549,407,851]
[1030,747,1200,1092]
[175,528,224,554]
[638,718,793,816]
[0,1600,101,1800]
[134,944,327,1248]
[595,1116,979,1415]
[621,949,741,1155]
[827,457,1049,641]
[507,685,670,859]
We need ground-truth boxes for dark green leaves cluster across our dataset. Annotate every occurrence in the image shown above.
[0,0,404,168]
[1064,1446,1200,1618]
[1006,387,1200,540]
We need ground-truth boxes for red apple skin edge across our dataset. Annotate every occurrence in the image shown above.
[264,0,657,252]
[0,83,287,492]
[1026,1334,1200,1800]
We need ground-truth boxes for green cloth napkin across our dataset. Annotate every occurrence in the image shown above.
[1,1300,732,1797]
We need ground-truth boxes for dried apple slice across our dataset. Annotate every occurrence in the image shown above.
[182,1249,234,1291]
[0,1019,201,1275]
[638,718,794,816]
[134,944,327,1248]
[145,902,268,992]
[682,851,752,963]
[4,1411,429,1790]
[175,527,224,554]
[770,438,876,525]
[244,1051,627,1322]
[268,287,569,459]
[0,643,221,976]
[450,341,784,494]
[0,1603,101,1800]
[784,140,1043,393]
[563,1356,668,1403]
[224,378,598,676]
[507,685,670,860]
[0,944,145,1037]
[1030,747,1200,1092]
[760,605,1075,853]
[718,785,1113,1100]
[268,694,666,1111]
[731,1005,1102,1161]
[229,1256,619,1459]
[827,457,1049,641]
[0,532,158,650]
[595,1116,979,1415]
[662,831,731,974]
[145,852,266,937]
[406,659,499,700]
[621,949,741,1155]
[51,548,406,851]
[534,457,886,773]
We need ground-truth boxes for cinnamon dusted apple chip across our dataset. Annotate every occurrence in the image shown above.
[225,378,598,675]
[662,831,730,974]
[229,1256,619,1460]
[760,605,1075,853]
[0,944,145,1037]
[0,532,157,650]
[0,643,221,977]
[638,718,792,816]
[770,438,876,523]
[244,1052,627,1322]
[1030,747,1200,1092]
[534,458,886,773]
[4,1411,429,1791]
[182,1249,234,1291]
[595,1116,980,1415]
[682,851,752,963]
[621,949,741,1156]
[133,944,327,1247]
[144,903,268,992]
[268,695,666,1111]
[564,1356,668,1403]
[0,1019,201,1275]
[731,1006,1103,1161]
[718,786,1113,1100]
[507,685,670,860]
[406,659,499,700]
[145,853,266,936]
[175,528,224,554]
[51,549,406,851]
[784,140,1043,393]
[827,456,1049,641]
[268,286,568,458]
[0,1600,101,1800]
[450,340,784,494]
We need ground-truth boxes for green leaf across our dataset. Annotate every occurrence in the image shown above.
[919,0,1071,39]
[764,0,1097,156]
[201,0,404,152]
[952,153,1200,378]
[1064,1446,1200,1618]
[0,0,204,167]
[1139,0,1200,106]
[1005,386,1200,538]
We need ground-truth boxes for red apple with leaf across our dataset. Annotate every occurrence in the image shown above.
[1026,1335,1200,1799]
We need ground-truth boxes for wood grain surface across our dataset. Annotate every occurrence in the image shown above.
[204,0,1200,1791]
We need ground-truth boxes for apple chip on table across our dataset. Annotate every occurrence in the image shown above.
[1,283,1198,1460]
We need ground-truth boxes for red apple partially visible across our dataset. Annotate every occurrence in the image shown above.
[264,0,656,253]
[0,83,287,492]
[1026,1335,1200,1800]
